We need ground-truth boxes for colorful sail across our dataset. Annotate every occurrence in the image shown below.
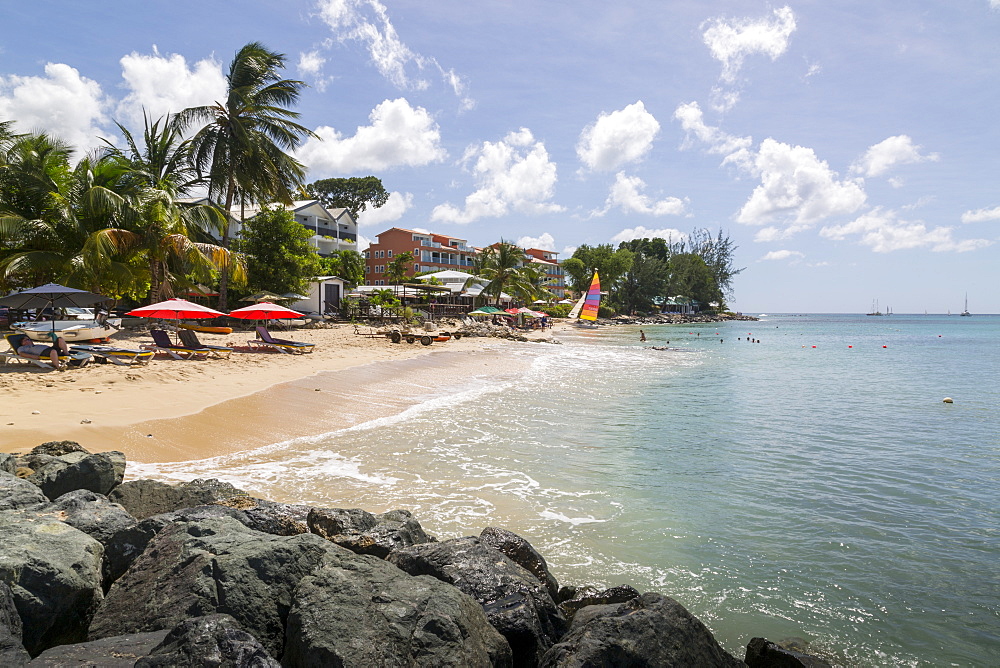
[579,272,600,321]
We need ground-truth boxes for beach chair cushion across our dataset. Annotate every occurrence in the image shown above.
[149,329,210,357]
[177,329,233,357]
[253,326,313,350]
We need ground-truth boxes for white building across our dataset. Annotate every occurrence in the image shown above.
[229,200,359,256]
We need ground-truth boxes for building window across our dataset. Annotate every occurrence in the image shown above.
[364,251,370,259]
[387,249,393,258]
[414,247,420,255]
[364,266,370,273]
[413,264,420,271]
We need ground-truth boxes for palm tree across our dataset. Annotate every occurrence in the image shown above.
[175,41,316,309]
[475,241,541,305]
[385,251,414,285]
[96,114,245,302]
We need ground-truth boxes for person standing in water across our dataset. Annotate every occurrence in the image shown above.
[639,329,647,342]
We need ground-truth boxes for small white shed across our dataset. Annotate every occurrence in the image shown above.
[290,276,347,315]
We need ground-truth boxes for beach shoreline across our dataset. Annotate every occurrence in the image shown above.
[1,323,559,458]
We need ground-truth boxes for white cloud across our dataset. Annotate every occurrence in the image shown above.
[759,249,804,261]
[610,226,686,244]
[851,135,939,178]
[297,49,332,92]
[296,98,446,175]
[674,101,752,168]
[430,128,563,224]
[562,245,578,256]
[0,63,110,153]
[577,101,660,171]
[702,6,797,83]
[517,232,556,251]
[355,191,412,227]
[314,0,472,108]
[592,172,687,218]
[116,49,226,127]
[820,207,993,253]
[737,138,867,231]
[961,205,1000,223]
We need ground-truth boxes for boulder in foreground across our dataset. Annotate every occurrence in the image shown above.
[745,636,832,667]
[540,592,744,667]
[134,614,278,667]
[0,512,104,656]
[285,549,511,667]
[389,536,566,667]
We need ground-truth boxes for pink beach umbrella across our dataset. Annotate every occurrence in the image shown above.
[125,298,225,319]
[227,301,304,320]
[228,301,305,331]
[126,298,226,344]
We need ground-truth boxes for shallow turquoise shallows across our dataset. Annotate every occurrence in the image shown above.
[135,314,1000,666]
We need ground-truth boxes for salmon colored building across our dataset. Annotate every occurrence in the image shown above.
[523,248,566,298]
[364,227,477,285]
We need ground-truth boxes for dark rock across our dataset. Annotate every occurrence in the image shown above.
[308,506,434,558]
[108,478,250,519]
[27,630,169,667]
[27,451,123,500]
[0,582,30,666]
[135,614,279,667]
[0,512,104,656]
[36,489,137,546]
[556,585,577,604]
[0,473,47,511]
[220,496,311,536]
[745,637,832,668]
[29,440,89,458]
[103,502,314,592]
[559,584,641,622]
[480,527,559,600]
[540,592,744,668]
[89,516,338,659]
[0,453,15,475]
[389,536,566,667]
[284,548,511,667]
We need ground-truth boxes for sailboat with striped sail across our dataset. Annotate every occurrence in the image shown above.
[568,272,601,322]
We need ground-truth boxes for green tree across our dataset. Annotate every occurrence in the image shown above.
[668,253,723,308]
[305,176,389,219]
[176,41,316,309]
[234,206,320,296]
[385,251,414,285]
[317,248,365,287]
[618,252,669,314]
[565,244,634,294]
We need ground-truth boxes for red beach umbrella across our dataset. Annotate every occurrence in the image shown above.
[227,302,304,320]
[125,298,225,319]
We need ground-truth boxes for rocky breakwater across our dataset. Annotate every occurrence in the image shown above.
[608,312,759,326]
[1,443,831,667]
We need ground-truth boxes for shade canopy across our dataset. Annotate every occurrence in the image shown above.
[241,291,284,303]
[0,283,107,310]
[126,298,225,319]
[228,302,304,320]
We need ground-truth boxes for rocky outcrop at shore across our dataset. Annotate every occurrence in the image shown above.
[1,441,832,667]
[607,312,759,325]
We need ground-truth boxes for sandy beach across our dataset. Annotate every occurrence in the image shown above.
[2,323,557,458]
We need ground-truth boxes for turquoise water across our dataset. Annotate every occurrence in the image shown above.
[135,314,1000,666]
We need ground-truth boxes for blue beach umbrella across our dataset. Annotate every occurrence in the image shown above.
[0,283,108,342]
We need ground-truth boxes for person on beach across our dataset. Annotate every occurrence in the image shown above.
[13,333,70,369]
[640,329,647,342]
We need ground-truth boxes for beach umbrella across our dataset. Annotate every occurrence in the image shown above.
[126,298,225,319]
[0,283,109,342]
[228,302,304,320]
[126,298,226,344]
[280,292,309,301]
[241,291,284,303]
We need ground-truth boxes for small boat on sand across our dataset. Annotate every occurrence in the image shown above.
[14,316,121,342]
[178,322,233,335]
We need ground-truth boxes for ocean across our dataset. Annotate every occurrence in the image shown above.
[130,314,1000,666]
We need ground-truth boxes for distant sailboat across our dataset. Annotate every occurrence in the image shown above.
[866,299,884,316]
[961,293,971,317]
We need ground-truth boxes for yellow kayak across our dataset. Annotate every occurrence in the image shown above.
[179,322,233,335]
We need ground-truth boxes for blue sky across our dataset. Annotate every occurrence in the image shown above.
[2,0,998,312]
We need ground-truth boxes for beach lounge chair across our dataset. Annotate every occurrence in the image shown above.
[69,344,155,366]
[177,328,233,359]
[3,333,92,369]
[147,329,211,360]
[247,325,315,354]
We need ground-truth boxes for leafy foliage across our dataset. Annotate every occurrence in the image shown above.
[305,176,389,219]
[385,251,414,285]
[233,206,320,296]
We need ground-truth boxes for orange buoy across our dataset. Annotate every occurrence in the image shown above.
[848,345,853,348]
[882,345,887,348]
[812,345,817,348]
